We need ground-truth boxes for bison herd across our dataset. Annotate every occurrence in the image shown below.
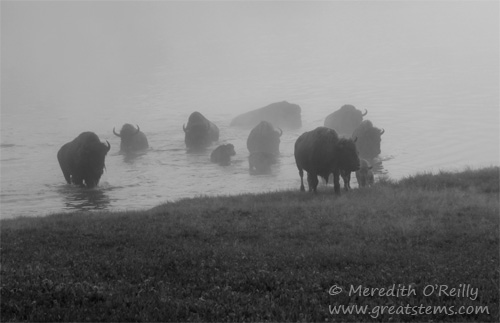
[57,101,384,194]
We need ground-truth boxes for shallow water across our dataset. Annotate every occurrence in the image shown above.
[1,1,498,219]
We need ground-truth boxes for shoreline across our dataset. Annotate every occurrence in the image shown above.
[2,165,498,221]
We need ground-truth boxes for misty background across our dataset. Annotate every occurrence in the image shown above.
[1,1,499,218]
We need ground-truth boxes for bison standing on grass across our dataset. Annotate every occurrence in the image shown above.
[351,120,385,159]
[183,112,219,151]
[294,127,360,195]
[324,104,367,137]
[113,124,149,153]
[57,132,111,188]
[356,159,375,188]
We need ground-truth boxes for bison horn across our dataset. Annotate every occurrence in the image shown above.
[353,136,358,143]
[380,128,385,135]
[278,128,283,137]
[183,124,187,132]
[105,140,111,152]
[113,127,121,137]
[135,125,140,134]
[362,109,368,116]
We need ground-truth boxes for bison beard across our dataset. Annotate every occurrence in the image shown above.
[294,127,360,195]
[57,132,111,188]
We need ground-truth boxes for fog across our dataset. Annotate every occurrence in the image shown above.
[3,1,497,116]
[1,1,498,218]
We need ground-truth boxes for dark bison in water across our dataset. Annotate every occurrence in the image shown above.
[210,144,236,166]
[324,104,367,137]
[294,127,360,195]
[352,120,385,159]
[57,132,111,188]
[230,101,302,129]
[183,112,219,150]
[247,121,282,155]
[113,124,149,153]
[247,121,282,173]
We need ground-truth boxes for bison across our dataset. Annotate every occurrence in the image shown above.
[230,101,302,129]
[351,120,385,159]
[324,104,367,137]
[247,121,282,155]
[183,112,219,150]
[356,159,375,188]
[113,124,149,153]
[294,127,360,195]
[57,132,111,188]
[210,144,236,166]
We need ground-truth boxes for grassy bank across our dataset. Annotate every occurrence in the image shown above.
[1,167,499,322]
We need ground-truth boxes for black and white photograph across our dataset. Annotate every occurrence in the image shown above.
[1,0,498,321]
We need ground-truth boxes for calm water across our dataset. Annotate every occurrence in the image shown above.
[1,2,498,219]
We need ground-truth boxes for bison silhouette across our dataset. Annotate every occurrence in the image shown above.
[324,104,367,137]
[210,144,236,166]
[183,112,219,151]
[113,124,148,153]
[294,127,360,195]
[57,132,111,188]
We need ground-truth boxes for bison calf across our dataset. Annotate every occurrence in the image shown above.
[356,159,374,188]
[210,144,236,166]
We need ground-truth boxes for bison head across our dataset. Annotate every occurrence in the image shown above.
[79,140,111,188]
[352,120,384,159]
[335,138,360,173]
[184,123,210,149]
[224,144,236,157]
[114,124,140,139]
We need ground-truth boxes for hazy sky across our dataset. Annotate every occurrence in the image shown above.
[1,1,498,115]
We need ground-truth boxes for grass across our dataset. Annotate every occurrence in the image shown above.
[1,166,499,322]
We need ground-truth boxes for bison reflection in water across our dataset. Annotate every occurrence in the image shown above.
[356,159,375,188]
[294,127,360,195]
[57,132,111,188]
[246,121,282,174]
[183,112,219,151]
[352,120,385,159]
[59,185,111,211]
[113,124,149,154]
[324,104,367,137]
[210,144,236,166]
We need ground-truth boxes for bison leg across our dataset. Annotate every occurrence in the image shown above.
[341,170,351,191]
[332,170,341,195]
[298,169,305,191]
[307,172,319,193]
